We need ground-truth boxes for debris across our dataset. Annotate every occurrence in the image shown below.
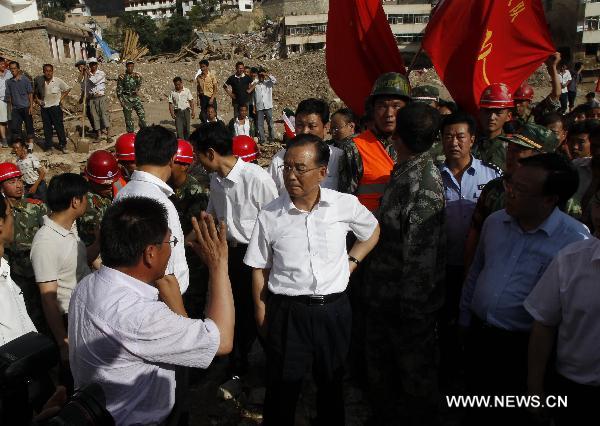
[121,29,149,63]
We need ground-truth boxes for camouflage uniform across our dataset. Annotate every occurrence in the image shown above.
[77,192,112,247]
[362,152,446,425]
[170,175,210,319]
[117,72,146,133]
[5,198,49,332]
[472,135,507,172]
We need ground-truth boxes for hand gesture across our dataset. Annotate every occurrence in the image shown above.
[187,212,228,271]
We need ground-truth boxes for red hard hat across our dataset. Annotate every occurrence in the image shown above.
[0,162,22,182]
[232,135,259,162]
[479,83,514,109]
[175,139,194,164]
[514,83,534,102]
[115,133,136,162]
[85,150,121,185]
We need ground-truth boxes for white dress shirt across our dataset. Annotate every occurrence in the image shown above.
[0,258,36,345]
[524,238,600,386]
[233,118,251,136]
[87,70,107,96]
[206,158,278,245]
[267,145,344,195]
[115,171,190,293]
[252,76,276,111]
[68,266,220,425]
[168,87,193,110]
[244,188,378,296]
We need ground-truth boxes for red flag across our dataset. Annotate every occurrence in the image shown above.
[422,0,555,115]
[326,0,406,116]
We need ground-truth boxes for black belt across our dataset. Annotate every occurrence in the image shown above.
[274,292,344,306]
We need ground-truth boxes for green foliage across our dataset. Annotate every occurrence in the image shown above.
[187,0,220,27]
[40,5,66,21]
[117,12,161,55]
[160,14,194,53]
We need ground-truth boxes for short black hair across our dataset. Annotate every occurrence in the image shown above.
[332,108,357,125]
[189,121,233,156]
[135,125,178,167]
[100,197,169,268]
[285,134,330,167]
[200,59,209,66]
[569,121,591,136]
[396,103,442,153]
[571,104,592,118]
[539,112,566,129]
[235,61,244,67]
[296,98,330,125]
[439,100,458,114]
[441,111,477,136]
[10,138,24,147]
[8,61,19,69]
[47,173,89,212]
[518,153,579,210]
[591,124,600,142]
[237,104,248,112]
[587,92,596,99]
[173,76,182,83]
[250,67,258,73]
[42,64,53,70]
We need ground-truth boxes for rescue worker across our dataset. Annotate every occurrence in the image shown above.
[232,135,260,164]
[169,139,209,319]
[338,72,411,209]
[472,82,514,171]
[117,61,146,133]
[0,162,48,332]
[79,150,125,255]
[514,82,534,125]
[115,132,136,181]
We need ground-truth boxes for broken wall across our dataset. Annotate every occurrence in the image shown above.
[0,28,52,60]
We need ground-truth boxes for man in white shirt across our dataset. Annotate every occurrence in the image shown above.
[31,173,92,391]
[168,76,195,140]
[69,197,234,425]
[244,135,380,425]
[81,58,110,139]
[526,191,600,426]
[0,196,36,345]
[191,121,277,379]
[115,125,190,294]
[268,98,344,195]
[35,64,70,153]
[0,57,13,148]
[248,67,276,144]
[558,61,572,114]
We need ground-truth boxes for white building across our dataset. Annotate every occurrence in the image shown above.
[125,0,223,19]
[0,0,40,27]
[69,0,91,16]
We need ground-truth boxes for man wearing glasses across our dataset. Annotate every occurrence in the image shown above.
[244,134,380,425]
[459,153,589,425]
[190,121,277,385]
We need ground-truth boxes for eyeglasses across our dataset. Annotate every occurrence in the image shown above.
[502,177,540,198]
[157,236,178,248]
[278,164,322,176]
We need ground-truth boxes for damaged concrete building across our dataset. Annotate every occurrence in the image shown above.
[0,18,93,63]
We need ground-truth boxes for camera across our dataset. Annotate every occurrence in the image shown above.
[0,332,114,425]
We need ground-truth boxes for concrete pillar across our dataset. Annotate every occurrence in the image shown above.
[49,35,58,60]
[56,38,64,62]
[69,41,76,60]
[74,41,81,60]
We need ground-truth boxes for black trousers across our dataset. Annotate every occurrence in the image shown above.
[552,373,600,426]
[41,105,67,148]
[228,244,256,376]
[439,265,465,384]
[10,107,34,140]
[263,292,351,426]
[464,317,530,425]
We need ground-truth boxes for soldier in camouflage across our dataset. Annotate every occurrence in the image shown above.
[464,124,559,269]
[169,139,210,319]
[472,83,514,172]
[0,163,48,333]
[117,61,146,133]
[362,104,446,426]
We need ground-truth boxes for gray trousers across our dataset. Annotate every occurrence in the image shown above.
[88,95,110,131]
[174,108,191,140]
[257,108,274,143]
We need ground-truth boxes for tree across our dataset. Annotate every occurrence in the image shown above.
[187,0,220,27]
[117,12,161,55]
[159,14,194,53]
[40,0,78,21]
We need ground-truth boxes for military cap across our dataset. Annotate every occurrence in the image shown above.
[498,123,559,153]
[75,59,87,67]
[369,72,411,102]
[87,57,98,64]
[125,60,134,65]
[411,85,440,103]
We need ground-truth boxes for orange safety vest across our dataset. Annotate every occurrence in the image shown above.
[353,130,394,212]
[112,177,127,198]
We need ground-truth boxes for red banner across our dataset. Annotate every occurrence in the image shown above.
[326,0,406,116]
[422,0,555,115]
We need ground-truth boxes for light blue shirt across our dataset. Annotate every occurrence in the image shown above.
[439,156,501,265]
[459,207,590,332]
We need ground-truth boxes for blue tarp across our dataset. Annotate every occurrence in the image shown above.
[95,34,119,61]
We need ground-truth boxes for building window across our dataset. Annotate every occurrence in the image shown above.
[586,16,600,31]
[387,14,429,25]
[394,33,424,43]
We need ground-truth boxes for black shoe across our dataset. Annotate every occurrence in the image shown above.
[58,145,68,154]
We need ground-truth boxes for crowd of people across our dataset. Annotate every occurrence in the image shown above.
[0,48,599,426]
